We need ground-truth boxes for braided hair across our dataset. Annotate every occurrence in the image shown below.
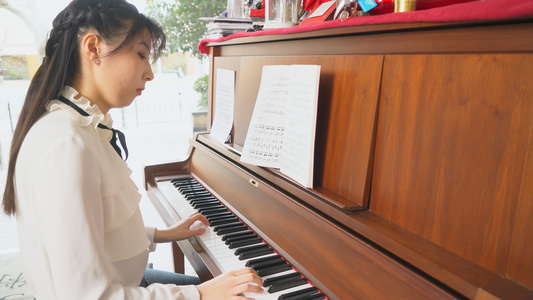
[2,0,166,215]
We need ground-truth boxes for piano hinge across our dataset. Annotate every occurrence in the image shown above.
[249,178,259,187]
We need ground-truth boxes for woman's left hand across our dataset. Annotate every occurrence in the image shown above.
[154,212,209,242]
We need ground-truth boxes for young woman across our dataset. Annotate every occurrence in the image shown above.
[1,0,262,299]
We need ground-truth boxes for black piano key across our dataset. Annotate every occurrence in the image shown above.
[185,192,212,200]
[217,227,249,235]
[198,203,223,213]
[304,294,326,300]
[199,207,228,215]
[234,243,269,255]
[191,200,219,208]
[228,237,263,249]
[293,292,325,300]
[245,255,283,268]
[221,230,255,241]
[183,191,209,198]
[278,287,320,300]
[171,178,196,185]
[263,271,302,287]
[178,185,204,192]
[225,232,258,244]
[215,224,248,235]
[176,180,200,186]
[181,187,207,193]
[248,256,286,270]
[214,222,246,231]
[176,185,203,191]
[185,193,210,199]
[208,215,238,222]
[189,197,217,203]
[181,188,204,192]
[256,263,292,276]
[238,247,275,260]
[210,217,240,226]
[178,184,202,189]
[208,214,237,221]
[208,213,237,222]
[268,277,308,293]
[193,201,223,209]
[172,182,197,188]
[189,196,217,202]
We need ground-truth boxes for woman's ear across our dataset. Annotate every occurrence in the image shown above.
[80,33,101,64]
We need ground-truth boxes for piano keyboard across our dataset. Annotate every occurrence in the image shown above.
[159,177,327,300]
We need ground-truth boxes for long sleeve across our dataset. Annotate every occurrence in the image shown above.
[15,103,200,299]
[146,227,157,252]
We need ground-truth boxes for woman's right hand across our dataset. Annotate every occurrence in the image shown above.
[196,267,263,300]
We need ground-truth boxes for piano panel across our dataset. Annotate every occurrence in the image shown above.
[506,112,533,289]
[212,55,383,210]
[371,54,533,278]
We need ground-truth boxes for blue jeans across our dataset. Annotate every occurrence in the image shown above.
[140,268,202,287]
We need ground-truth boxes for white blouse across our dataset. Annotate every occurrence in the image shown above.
[15,86,199,299]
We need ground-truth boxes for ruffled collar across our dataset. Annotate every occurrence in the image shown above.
[47,86,114,140]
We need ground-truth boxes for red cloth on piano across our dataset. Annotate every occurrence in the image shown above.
[198,0,533,54]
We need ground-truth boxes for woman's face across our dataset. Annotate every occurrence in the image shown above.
[89,28,154,113]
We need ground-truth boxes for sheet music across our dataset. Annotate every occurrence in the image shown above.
[210,69,235,143]
[241,65,321,188]
[309,0,336,18]
[280,65,321,188]
[240,66,289,168]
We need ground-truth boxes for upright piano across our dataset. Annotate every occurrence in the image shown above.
[144,17,533,299]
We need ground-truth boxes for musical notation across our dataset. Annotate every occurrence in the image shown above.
[241,65,321,188]
[211,69,236,143]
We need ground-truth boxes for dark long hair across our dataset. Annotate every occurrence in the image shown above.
[2,0,166,215]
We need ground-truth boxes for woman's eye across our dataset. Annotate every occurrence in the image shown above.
[138,53,146,60]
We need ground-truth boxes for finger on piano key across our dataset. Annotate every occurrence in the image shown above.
[189,220,209,231]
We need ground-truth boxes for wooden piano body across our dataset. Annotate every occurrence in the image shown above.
[144,18,533,299]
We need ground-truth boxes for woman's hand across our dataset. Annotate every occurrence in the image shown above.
[154,212,209,243]
[197,268,264,300]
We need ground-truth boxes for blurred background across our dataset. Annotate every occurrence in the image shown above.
[0,0,226,274]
